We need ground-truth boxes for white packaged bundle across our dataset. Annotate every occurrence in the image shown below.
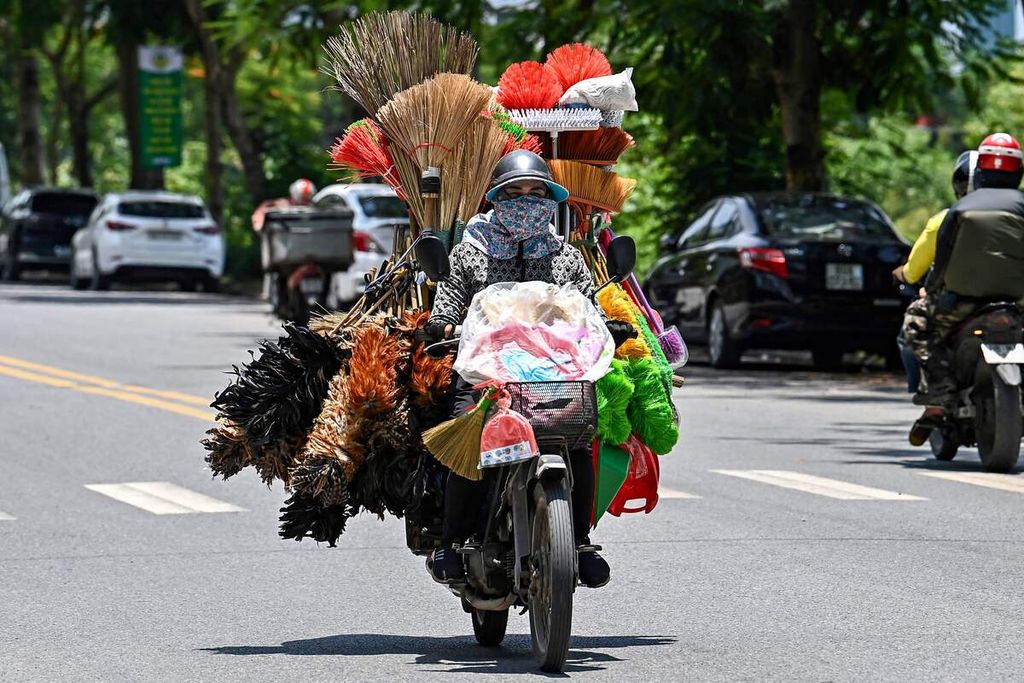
[557,68,638,112]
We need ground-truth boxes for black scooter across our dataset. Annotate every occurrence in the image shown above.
[407,233,636,673]
[927,302,1024,471]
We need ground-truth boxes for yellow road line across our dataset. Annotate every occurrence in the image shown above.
[0,361,215,422]
[0,354,211,406]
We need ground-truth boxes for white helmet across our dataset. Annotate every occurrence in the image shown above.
[289,178,316,204]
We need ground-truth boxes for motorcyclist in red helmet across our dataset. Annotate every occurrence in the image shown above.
[899,133,1024,443]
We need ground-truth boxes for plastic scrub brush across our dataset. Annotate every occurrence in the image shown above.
[508,108,603,130]
[496,61,564,110]
[545,43,613,90]
[422,387,501,481]
[596,359,635,445]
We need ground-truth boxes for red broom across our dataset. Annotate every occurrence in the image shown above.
[545,43,612,90]
[328,119,405,199]
[496,61,564,110]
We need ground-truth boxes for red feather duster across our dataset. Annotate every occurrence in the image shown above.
[496,61,564,110]
[544,43,612,90]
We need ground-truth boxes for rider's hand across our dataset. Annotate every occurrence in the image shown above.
[416,321,453,344]
[605,320,638,348]
[892,265,907,284]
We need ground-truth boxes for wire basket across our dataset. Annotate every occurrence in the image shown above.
[505,381,597,452]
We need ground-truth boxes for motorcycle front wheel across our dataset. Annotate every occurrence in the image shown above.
[528,479,575,673]
[975,373,1022,473]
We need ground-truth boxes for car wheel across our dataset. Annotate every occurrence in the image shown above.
[89,251,110,291]
[200,275,221,293]
[811,347,845,372]
[69,251,87,290]
[708,303,741,369]
[2,252,20,282]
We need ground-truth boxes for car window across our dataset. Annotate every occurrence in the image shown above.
[357,194,407,219]
[119,201,205,219]
[313,194,350,210]
[758,197,892,238]
[706,201,738,240]
[30,193,98,217]
[678,202,719,249]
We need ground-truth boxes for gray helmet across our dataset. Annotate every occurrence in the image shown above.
[484,150,570,203]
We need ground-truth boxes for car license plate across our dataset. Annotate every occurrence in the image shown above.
[981,343,1024,364]
[53,245,71,258]
[148,230,182,241]
[826,263,864,290]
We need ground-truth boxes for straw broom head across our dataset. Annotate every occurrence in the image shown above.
[448,114,510,224]
[323,11,478,115]
[422,390,499,481]
[328,119,405,199]
[549,160,637,214]
[554,128,635,165]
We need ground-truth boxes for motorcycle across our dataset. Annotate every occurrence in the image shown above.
[926,301,1024,471]
[408,232,636,673]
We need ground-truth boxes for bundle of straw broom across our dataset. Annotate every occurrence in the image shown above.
[422,387,501,481]
[549,159,637,220]
[323,11,478,115]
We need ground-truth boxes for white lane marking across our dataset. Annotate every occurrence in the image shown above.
[85,482,245,515]
[712,470,926,501]
[659,487,699,499]
[0,510,14,521]
[917,470,1024,494]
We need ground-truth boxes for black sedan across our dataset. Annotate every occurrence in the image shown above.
[0,187,98,280]
[644,193,912,369]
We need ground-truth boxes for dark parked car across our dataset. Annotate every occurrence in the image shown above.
[644,193,912,369]
[1,187,98,280]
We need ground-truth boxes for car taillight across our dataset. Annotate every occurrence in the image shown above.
[352,230,381,253]
[193,224,221,235]
[738,247,788,279]
[106,220,136,231]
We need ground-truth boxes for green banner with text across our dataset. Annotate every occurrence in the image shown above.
[138,46,183,169]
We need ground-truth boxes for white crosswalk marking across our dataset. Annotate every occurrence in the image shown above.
[712,470,926,501]
[85,482,245,515]
[0,510,14,521]
[659,487,699,499]
[916,470,1024,493]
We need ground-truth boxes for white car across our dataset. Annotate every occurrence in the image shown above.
[311,183,409,306]
[70,191,225,291]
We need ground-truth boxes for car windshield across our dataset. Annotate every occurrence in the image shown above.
[357,195,407,219]
[119,201,205,219]
[759,199,891,238]
[30,193,97,216]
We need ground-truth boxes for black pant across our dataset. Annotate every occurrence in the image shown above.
[441,378,595,545]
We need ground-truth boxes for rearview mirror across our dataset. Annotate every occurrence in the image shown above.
[605,235,637,283]
[414,231,450,281]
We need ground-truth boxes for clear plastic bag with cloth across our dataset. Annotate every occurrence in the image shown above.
[453,281,614,386]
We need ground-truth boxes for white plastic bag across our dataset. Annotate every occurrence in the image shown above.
[557,68,638,112]
[454,282,614,386]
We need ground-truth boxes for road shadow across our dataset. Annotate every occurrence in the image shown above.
[199,633,677,676]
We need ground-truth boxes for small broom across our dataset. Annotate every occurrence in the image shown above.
[496,61,564,110]
[422,387,501,481]
[328,119,405,199]
[545,43,612,90]
[549,159,636,220]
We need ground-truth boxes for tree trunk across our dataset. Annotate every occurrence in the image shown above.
[771,0,823,192]
[15,46,46,187]
[115,40,163,190]
[201,66,224,225]
[220,56,266,202]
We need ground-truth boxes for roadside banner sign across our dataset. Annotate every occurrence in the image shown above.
[138,46,183,169]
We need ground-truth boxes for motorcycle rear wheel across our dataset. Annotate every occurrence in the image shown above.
[928,426,959,461]
[471,608,508,647]
[975,374,1022,473]
[528,479,575,673]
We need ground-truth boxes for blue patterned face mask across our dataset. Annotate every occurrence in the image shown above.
[464,195,561,260]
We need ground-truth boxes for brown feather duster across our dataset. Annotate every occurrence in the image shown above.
[347,322,407,420]
[409,345,452,409]
[202,420,254,480]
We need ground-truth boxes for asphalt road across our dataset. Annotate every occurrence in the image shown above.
[2,281,1023,682]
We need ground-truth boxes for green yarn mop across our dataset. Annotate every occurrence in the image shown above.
[596,359,634,446]
[625,357,679,455]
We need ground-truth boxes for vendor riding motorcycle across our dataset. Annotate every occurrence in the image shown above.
[425,150,630,588]
[894,133,1024,443]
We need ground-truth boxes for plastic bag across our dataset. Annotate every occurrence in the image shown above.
[455,282,614,385]
[479,393,539,468]
[558,68,638,112]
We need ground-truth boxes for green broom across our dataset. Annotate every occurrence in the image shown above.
[422,387,500,481]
